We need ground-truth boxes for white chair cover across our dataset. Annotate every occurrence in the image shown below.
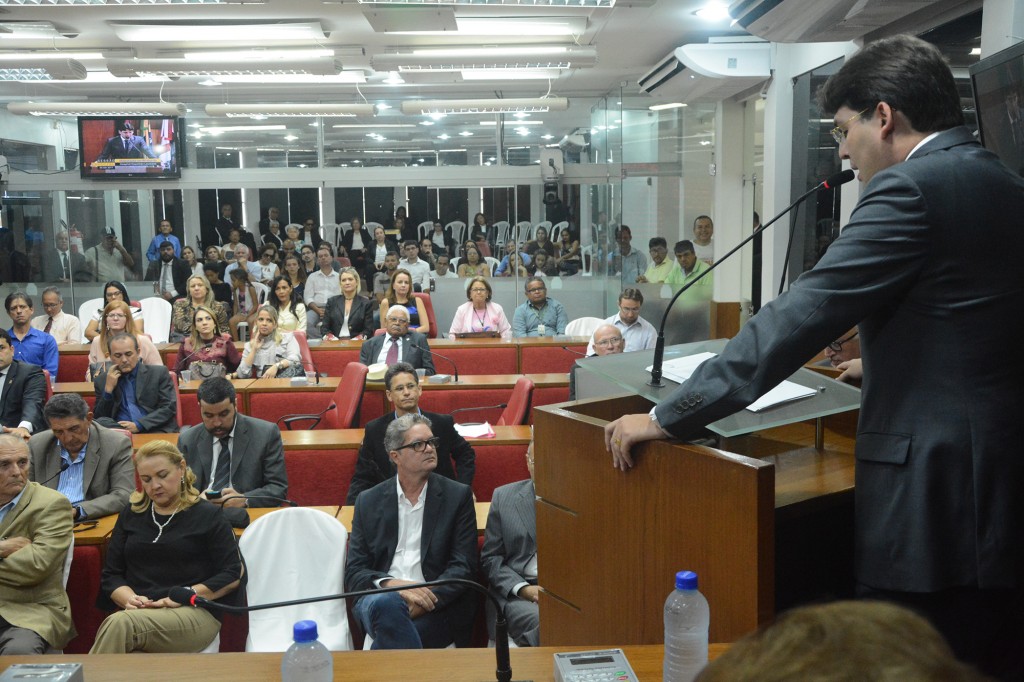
[139,297,173,344]
[77,297,104,342]
[239,508,353,652]
[566,316,604,338]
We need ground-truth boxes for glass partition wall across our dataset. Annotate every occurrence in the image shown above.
[0,97,718,336]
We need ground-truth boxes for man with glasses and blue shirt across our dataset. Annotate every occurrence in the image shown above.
[29,393,133,523]
[511,277,567,337]
[346,412,477,650]
[346,362,473,504]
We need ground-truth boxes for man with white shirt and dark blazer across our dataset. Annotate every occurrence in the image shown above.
[0,329,47,439]
[29,393,133,522]
[359,306,435,376]
[178,377,287,528]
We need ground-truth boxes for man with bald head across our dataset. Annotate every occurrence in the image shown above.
[569,324,625,400]
[359,305,435,376]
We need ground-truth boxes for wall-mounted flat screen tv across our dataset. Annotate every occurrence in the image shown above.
[78,116,182,179]
[970,40,1024,177]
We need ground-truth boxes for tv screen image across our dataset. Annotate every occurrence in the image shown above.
[79,116,181,180]
[970,40,1024,177]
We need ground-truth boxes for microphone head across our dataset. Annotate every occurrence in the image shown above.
[823,169,856,189]
[168,586,197,606]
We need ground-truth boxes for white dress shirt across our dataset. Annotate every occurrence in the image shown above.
[31,311,82,345]
[586,313,658,355]
[375,335,406,364]
[382,477,428,584]
[400,258,431,291]
[303,269,341,308]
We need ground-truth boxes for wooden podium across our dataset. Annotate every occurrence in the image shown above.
[533,392,857,646]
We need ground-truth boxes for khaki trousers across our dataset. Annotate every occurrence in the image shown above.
[90,606,220,654]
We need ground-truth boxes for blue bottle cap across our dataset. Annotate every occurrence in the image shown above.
[293,620,319,643]
[675,570,698,590]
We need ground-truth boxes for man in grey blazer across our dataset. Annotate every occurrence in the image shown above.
[93,334,177,434]
[178,377,287,528]
[605,36,1024,678]
[359,305,435,376]
[481,444,540,646]
[29,394,133,521]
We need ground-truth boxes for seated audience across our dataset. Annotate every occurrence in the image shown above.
[608,225,647,285]
[234,305,303,379]
[471,213,492,257]
[822,327,863,383]
[428,220,455,258]
[84,281,145,342]
[367,226,399,285]
[31,286,81,346]
[696,600,987,682]
[7,292,58,382]
[637,237,676,283]
[586,288,656,354]
[280,254,307,302]
[501,251,529,278]
[221,228,249,263]
[458,244,489,279]
[88,301,163,377]
[300,217,323,252]
[268,275,308,334]
[146,241,191,303]
[360,306,435,376]
[144,219,181,262]
[341,216,371,274]
[228,268,260,341]
[0,329,47,439]
[170,275,231,343]
[89,440,242,653]
[481,443,540,647]
[0,434,75,654]
[346,413,477,649]
[223,244,262,282]
[418,238,438,270]
[94,333,177,434]
[300,244,317,276]
[432,253,457,279]
[203,263,232,310]
[553,227,581,276]
[664,239,713,301]
[175,306,241,379]
[372,252,400,302]
[322,267,375,340]
[29,393,133,521]
[85,227,134,283]
[181,245,203,277]
[692,214,714,265]
[399,240,431,292]
[254,244,279,285]
[494,241,532,276]
[569,324,625,400]
[303,245,341,338]
[379,269,429,336]
[204,245,223,264]
[178,377,288,528]
[524,225,554,258]
[511,277,567,337]
[448,276,511,339]
[530,251,557,277]
[347,362,474,504]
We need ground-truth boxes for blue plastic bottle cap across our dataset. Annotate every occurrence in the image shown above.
[675,570,698,590]
[293,619,319,643]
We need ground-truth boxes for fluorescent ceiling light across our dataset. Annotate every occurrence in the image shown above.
[402,97,569,115]
[409,45,578,58]
[205,103,375,118]
[8,101,186,116]
[0,58,85,79]
[108,58,342,77]
[212,73,366,84]
[108,21,325,42]
[356,0,612,5]
[372,46,595,71]
[332,124,415,129]
[479,120,543,125]
[84,71,169,83]
[2,0,256,4]
[0,51,105,60]
[200,125,287,133]
[648,102,687,111]
[182,48,334,61]
[694,2,729,20]
[395,16,586,36]
[460,68,563,80]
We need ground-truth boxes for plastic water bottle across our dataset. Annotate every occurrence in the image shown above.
[663,570,710,682]
[281,620,333,682]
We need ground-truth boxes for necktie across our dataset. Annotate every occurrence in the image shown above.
[213,436,231,489]
[385,336,400,365]
[123,139,129,152]
[44,317,53,334]
[61,252,69,278]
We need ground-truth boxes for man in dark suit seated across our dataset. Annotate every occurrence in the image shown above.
[178,377,288,528]
[0,329,47,441]
[145,240,191,302]
[481,443,541,647]
[346,362,474,504]
[93,333,178,434]
[29,393,133,522]
[43,231,90,283]
[358,306,435,376]
[346,413,477,649]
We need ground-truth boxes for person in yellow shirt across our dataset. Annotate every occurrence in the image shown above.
[664,240,713,303]
[636,237,676,283]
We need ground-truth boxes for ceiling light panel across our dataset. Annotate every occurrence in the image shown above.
[372,46,595,71]
[357,0,613,5]
[3,0,251,4]
[8,101,187,116]
[392,16,586,36]
[108,21,325,42]
[401,97,569,115]
[0,58,85,79]
[205,103,376,118]
[107,58,342,77]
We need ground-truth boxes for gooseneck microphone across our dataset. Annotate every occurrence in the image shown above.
[170,577,518,682]
[413,343,460,383]
[216,494,298,508]
[38,460,70,487]
[648,169,855,388]
[561,346,587,358]
[175,342,213,376]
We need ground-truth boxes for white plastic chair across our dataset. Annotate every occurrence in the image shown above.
[447,220,468,245]
[551,221,570,240]
[77,297,104,342]
[239,507,353,652]
[485,256,501,276]
[139,297,173,344]
[514,221,533,244]
[533,221,552,243]
[322,223,342,249]
[236,282,270,341]
[417,220,435,241]
[566,316,603,338]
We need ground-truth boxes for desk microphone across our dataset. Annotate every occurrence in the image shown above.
[216,494,298,508]
[561,346,587,357]
[450,403,508,421]
[412,343,460,383]
[38,460,70,487]
[175,342,213,376]
[170,577,521,682]
[648,169,855,388]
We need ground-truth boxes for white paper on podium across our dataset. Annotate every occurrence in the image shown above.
[646,351,816,412]
[454,422,495,438]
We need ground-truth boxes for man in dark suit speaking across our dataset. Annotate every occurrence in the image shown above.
[346,362,474,504]
[178,377,288,528]
[359,305,435,376]
[96,121,156,162]
[345,413,477,649]
[605,35,1024,679]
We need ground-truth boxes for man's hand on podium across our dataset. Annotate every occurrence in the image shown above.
[604,414,668,471]
[836,359,862,383]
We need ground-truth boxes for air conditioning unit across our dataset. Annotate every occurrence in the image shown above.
[638,40,771,102]
[728,0,946,43]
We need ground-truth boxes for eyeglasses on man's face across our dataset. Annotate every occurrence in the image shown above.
[526,286,546,294]
[594,336,624,348]
[830,108,869,145]
[396,436,440,453]
[828,331,858,353]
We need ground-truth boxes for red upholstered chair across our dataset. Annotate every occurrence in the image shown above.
[412,292,438,339]
[278,361,369,430]
[284,449,359,506]
[64,545,106,653]
[42,369,54,402]
[172,372,184,429]
[497,377,533,426]
[291,330,314,376]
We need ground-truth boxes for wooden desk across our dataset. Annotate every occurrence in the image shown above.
[0,644,729,681]
[72,514,118,547]
[132,426,533,450]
